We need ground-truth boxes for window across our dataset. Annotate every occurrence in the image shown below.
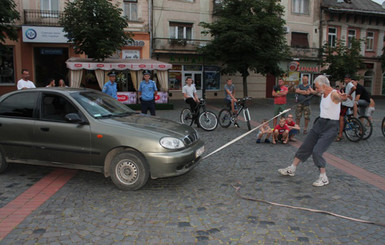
[328,27,337,47]
[41,94,78,122]
[366,31,374,51]
[169,22,193,39]
[292,0,309,15]
[291,32,309,48]
[41,0,59,17]
[0,46,15,85]
[0,92,38,119]
[124,0,138,21]
[348,29,356,48]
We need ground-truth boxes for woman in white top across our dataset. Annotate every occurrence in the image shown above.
[278,75,347,187]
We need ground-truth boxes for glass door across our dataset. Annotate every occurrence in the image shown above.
[183,72,202,98]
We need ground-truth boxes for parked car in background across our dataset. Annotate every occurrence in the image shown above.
[0,88,204,190]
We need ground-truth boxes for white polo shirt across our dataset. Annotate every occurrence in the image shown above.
[17,79,36,90]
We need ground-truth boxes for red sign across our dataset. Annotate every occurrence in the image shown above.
[97,64,104,68]
[139,64,146,68]
[118,95,128,101]
[159,65,166,68]
[118,64,126,68]
[74,64,82,68]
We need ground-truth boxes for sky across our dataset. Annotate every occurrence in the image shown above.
[372,0,384,5]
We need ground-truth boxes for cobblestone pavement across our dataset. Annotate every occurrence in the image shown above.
[1,96,385,244]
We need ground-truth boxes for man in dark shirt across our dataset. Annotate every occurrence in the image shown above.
[352,80,370,117]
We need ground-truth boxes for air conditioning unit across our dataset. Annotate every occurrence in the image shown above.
[283,26,290,34]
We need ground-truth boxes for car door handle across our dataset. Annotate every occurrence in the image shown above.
[40,127,50,132]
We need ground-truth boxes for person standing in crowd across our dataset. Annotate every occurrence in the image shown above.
[351,80,370,118]
[278,75,347,187]
[58,79,68,87]
[295,75,311,134]
[102,71,118,99]
[182,77,199,114]
[139,70,158,116]
[17,69,36,90]
[336,74,356,142]
[272,78,288,126]
[46,78,56,87]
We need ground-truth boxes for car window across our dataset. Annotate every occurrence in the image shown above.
[71,91,134,118]
[0,92,38,119]
[41,93,79,122]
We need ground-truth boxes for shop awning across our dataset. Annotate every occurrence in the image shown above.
[66,57,172,71]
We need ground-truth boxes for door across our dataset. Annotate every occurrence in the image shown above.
[35,92,91,165]
[184,72,202,98]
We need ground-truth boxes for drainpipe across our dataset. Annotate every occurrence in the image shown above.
[149,0,153,59]
[319,1,323,70]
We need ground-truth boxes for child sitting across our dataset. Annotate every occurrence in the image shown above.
[256,119,271,143]
[273,117,289,144]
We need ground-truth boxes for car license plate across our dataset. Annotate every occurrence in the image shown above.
[195,146,204,158]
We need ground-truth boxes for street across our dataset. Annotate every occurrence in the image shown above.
[0,97,385,244]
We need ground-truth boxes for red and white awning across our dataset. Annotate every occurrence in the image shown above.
[66,58,172,71]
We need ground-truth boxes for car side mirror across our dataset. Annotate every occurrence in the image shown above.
[65,113,86,124]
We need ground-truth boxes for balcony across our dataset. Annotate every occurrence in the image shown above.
[24,9,63,26]
[290,47,320,60]
[153,38,210,54]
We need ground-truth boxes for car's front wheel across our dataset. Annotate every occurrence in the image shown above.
[110,150,149,190]
[0,150,8,173]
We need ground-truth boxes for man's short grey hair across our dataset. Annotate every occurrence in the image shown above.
[314,75,330,87]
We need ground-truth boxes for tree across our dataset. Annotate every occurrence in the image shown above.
[199,0,289,96]
[60,0,132,61]
[321,39,364,83]
[0,0,20,52]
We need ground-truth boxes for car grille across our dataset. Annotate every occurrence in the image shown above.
[183,132,198,146]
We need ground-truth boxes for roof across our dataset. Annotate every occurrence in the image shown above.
[322,0,385,16]
[66,58,172,71]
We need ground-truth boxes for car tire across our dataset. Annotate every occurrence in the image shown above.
[110,150,150,190]
[0,150,8,174]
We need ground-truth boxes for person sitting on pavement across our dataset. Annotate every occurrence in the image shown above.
[351,80,370,118]
[273,117,289,144]
[285,114,300,142]
[256,119,272,143]
[337,74,356,142]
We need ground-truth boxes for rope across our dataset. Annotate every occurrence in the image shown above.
[231,183,385,227]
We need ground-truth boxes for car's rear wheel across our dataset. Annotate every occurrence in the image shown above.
[0,150,8,173]
[110,150,149,190]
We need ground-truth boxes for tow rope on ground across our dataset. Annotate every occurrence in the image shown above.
[232,183,385,227]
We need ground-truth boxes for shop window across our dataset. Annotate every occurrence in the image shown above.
[0,47,15,85]
[291,32,309,48]
[328,27,337,47]
[204,66,220,91]
[124,0,138,21]
[348,29,356,48]
[169,71,182,90]
[366,31,374,51]
[169,22,193,40]
[364,70,373,93]
[292,0,309,15]
[116,71,136,92]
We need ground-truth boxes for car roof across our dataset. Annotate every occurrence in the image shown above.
[0,88,103,101]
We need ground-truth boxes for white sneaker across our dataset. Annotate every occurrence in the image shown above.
[278,166,295,176]
[312,176,329,187]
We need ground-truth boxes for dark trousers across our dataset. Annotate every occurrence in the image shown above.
[295,118,339,169]
[141,99,156,116]
[185,98,198,114]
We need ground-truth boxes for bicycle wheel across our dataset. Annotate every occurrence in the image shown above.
[344,117,363,142]
[198,111,218,131]
[244,108,251,131]
[180,108,194,126]
[382,117,385,137]
[218,108,232,128]
[358,116,372,140]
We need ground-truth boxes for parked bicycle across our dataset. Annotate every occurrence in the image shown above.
[218,97,252,131]
[180,98,218,131]
[358,115,372,140]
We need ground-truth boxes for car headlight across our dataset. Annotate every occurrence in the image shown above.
[160,137,185,150]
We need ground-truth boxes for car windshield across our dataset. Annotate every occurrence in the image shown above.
[71,91,135,118]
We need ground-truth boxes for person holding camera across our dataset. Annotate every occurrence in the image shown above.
[272,78,288,126]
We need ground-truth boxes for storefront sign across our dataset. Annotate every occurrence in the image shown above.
[40,48,64,55]
[126,40,145,47]
[118,92,137,104]
[169,55,203,64]
[22,26,68,43]
[155,92,168,104]
[122,50,140,59]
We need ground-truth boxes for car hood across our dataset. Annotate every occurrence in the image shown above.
[100,114,195,137]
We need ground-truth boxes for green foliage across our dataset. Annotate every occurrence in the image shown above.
[199,0,289,94]
[60,0,132,61]
[0,0,20,52]
[321,39,364,82]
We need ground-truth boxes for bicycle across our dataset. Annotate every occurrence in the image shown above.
[356,104,373,140]
[218,97,252,131]
[343,113,364,142]
[180,98,218,131]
